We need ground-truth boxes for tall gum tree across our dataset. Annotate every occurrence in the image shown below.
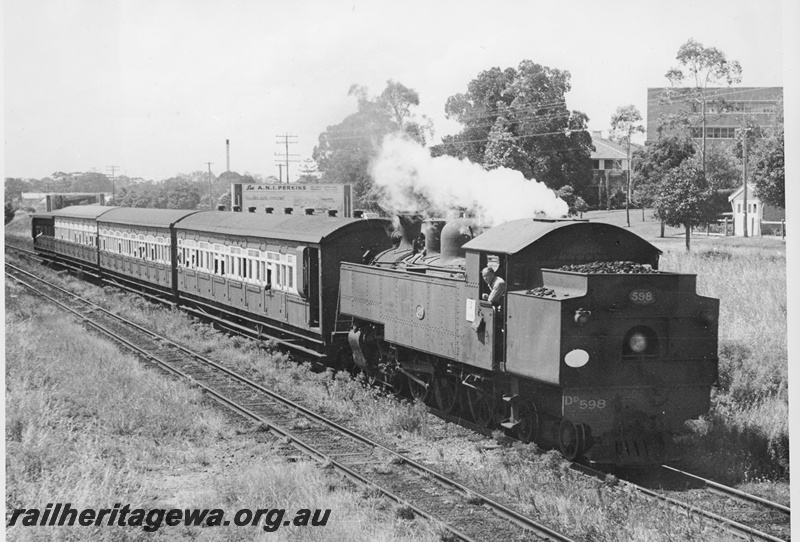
[609,105,645,225]
[313,81,428,211]
[661,38,742,171]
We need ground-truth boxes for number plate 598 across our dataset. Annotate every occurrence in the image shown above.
[563,396,606,410]
[629,288,655,305]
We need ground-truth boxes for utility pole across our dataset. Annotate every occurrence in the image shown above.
[625,143,632,228]
[274,133,299,183]
[206,162,214,210]
[742,128,749,238]
[106,165,119,205]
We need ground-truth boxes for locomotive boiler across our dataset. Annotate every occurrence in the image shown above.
[340,216,719,464]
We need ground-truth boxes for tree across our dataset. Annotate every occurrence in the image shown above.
[653,161,716,250]
[434,61,593,196]
[609,105,645,226]
[72,172,111,192]
[483,115,533,176]
[662,38,742,171]
[752,130,784,209]
[117,183,159,208]
[632,135,696,205]
[379,80,433,143]
[698,144,740,190]
[5,178,30,201]
[313,81,428,211]
[296,158,321,184]
[556,185,588,217]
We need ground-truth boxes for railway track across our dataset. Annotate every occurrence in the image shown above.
[572,462,791,542]
[6,245,791,541]
[5,260,574,542]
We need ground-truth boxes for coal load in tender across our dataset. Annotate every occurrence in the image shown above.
[527,286,558,297]
[557,261,660,274]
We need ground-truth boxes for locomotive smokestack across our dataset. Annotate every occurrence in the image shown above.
[395,214,424,252]
[226,139,230,172]
[422,219,446,256]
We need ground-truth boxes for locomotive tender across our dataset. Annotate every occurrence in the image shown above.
[31,207,719,465]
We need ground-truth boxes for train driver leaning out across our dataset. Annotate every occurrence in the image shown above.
[481,267,506,309]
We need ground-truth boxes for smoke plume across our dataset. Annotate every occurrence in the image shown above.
[369,134,568,225]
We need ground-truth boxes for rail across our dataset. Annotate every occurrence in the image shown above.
[6,261,575,542]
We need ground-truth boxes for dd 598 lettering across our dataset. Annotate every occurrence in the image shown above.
[563,396,606,410]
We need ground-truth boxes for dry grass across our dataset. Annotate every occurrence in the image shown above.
[5,281,440,541]
[660,248,788,482]
[5,283,229,540]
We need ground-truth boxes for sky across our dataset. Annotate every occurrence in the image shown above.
[3,0,796,182]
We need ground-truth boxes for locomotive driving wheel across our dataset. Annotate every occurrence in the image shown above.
[433,374,460,414]
[387,368,407,396]
[466,386,497,428]
[558,419,587,461]
[515,401,540,444]
[407,372,432,404]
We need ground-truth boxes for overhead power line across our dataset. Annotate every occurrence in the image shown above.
[106,165,119,204]
[275,133,300,183]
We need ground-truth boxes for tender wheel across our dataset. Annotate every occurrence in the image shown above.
[558,419,587,461]
[433,374,460,414]
[516,401,540,444]
[467,387,496,428]
[407,372,432,403]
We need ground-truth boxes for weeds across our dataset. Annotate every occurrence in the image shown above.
[5,281,441,542]
[660,248,788,481]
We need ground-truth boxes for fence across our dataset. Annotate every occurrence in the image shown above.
[702,218,786,238]
[761,220,787,238]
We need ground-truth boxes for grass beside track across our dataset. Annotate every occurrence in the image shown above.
[4,253,775,542]
[587,210,789,483]
[5,280,442,542]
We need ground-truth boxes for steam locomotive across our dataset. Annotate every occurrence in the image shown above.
[31,206,719,465]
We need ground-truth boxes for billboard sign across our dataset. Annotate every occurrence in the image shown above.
[231,183,352,216]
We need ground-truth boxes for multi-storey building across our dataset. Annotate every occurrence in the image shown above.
[646,87,783,145]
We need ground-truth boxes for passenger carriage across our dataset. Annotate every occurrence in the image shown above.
[31,206,115,276]
[172,211,392,358]
[97,208,200,297]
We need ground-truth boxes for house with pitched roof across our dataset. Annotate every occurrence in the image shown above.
[589,131,643,208]
[727,183,785,236]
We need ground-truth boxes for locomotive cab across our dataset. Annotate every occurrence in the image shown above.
[464,219,719,464]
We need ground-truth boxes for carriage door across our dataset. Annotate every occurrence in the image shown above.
[297,246,320,327]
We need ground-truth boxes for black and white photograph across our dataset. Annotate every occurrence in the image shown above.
[4,0,796,540]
